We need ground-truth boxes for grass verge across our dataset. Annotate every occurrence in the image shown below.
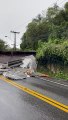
[37,66,68,81]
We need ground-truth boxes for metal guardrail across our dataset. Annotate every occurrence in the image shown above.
[8,59,23,67]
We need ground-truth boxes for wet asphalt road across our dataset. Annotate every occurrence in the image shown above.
[0,76,68,120]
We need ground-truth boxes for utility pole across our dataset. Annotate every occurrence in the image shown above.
[10,31,20,51]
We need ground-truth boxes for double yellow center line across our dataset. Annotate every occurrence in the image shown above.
[0,75,68,113]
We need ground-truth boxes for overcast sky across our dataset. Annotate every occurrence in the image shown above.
[0,0,67,48]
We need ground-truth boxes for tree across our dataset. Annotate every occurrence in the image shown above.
[20,21,38,50]
[0,39,8,51]
[64,2,68,21]
[32,14,42,24]
[46,3,59,23]
[64,2,68,11]
[20,20,50,50]
[20,2,68,51]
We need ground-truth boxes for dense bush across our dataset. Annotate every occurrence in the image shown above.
[36,40,68,65]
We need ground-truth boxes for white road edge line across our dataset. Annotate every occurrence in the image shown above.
[38,77,68,87]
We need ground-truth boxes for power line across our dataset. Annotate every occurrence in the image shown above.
[58,0,67,6]
[56,0,60,3]
[12,0,59,31]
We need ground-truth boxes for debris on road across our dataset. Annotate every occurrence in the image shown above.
[0,63,8,75]
[36,72,49,77]
[3,69,26,80]
[0,55,49,79]
[0,63,8,69]
[0,55,37,80]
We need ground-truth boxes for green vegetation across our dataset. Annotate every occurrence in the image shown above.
[0,39,8,51]
[20,2,68,52]
[20,2,68,80]
[54,71,68,80]
[37,65,68,80]
[36,40,68,65]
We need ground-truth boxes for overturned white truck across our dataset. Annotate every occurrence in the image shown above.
[20,55,37,77]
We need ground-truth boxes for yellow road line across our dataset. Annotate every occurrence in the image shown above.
[0,75,68,113]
